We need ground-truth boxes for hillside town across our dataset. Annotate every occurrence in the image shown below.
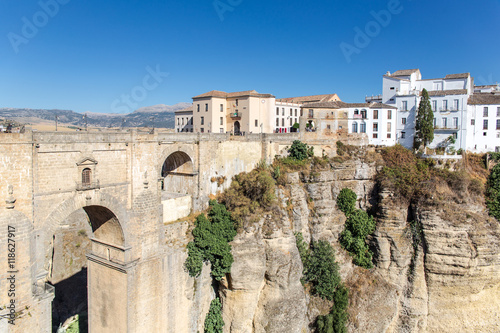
[175,69,500,153]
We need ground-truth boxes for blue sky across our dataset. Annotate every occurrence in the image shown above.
[1,0,499,114]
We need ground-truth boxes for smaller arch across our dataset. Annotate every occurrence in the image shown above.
[83,205,124,246]
[161,151,194,177]
[234,121,241,135]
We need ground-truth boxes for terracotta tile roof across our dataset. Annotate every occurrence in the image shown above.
[383,75,409,81]
[427,89,468,96]
[445,73,470,79]
[303,101,397,109]
[468,93,500,105]
[276,94,340,104]
[174,106,193,113]
[391,69,420,76]
[192,90,274,99]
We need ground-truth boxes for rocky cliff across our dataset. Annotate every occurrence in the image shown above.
[215,153,500,332]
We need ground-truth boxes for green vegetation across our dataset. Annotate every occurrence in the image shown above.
[486,163,500,221]
[184,200,237,281]
[336,141,346,156]
[336,188,357,216]
[316,284,349,333]
[220,166,276,225]
[414,88,434,149]
[340,209,376,268]
[295,233,348,332]
[204,298,224,333]
[288,140,314,161]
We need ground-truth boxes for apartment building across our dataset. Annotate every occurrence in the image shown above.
[174,106,193,132]
[373,69,472,150]
[274,94,341,133]
[467,93,500,152]
[301,101,397,146]
[191,90,275,134]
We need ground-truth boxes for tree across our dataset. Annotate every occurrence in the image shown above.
[486,163,500,220]
[336,188,357,216]
[204,298,224,333]
[414,88,434,149]
[288,140,313,160]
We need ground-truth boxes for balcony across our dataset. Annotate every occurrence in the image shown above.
[433,126,459,132]
[230,112,241,120]
[76,180,100,191]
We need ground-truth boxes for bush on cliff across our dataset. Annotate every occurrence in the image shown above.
[288,140,314,161]
[340,209,376,268]
[316,283,349,333]
[204,298,224,333]
[336,188,357,216]
[486,163,500,220]
[185,200,237,281]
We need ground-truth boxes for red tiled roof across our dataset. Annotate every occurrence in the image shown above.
[192,90,274,99]
[276,94,340,104]
[468,93,500,105]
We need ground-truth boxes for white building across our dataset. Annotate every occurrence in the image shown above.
[174,107,193,132]
[466,93,500,152]
[376,69,473,150]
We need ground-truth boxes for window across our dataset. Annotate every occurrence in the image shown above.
[433,118,436,127]
[309,109,314,118]
[289,119,292,126]
[205,103,208,111]
[483,132,487,136]
[235,99,239,106]
[290,109,292,116]
[295,109,297,117]
[255,119,258,127]
[401,131,406,139]
[276,107,279,116]
[197,104,200,112]
[327,125,331,130]
[352,122,358,133]
[402,101,408,111]
[453,133,457,140]
[442,117,447,128]
[220,128,224,133]
[484,107,488,117]
[201,117,204,125]
[454,99,459,110]
[373,133,378,139]
[181,118,184,125]
[453,117,459,129]
[220,117,223,125]
[471,119,475,126]
[497,107,500,117]
[354,109,359,115]
[276,119,279,126]
[282,108,285,116]
[282,118,284,126]
[82,168,91,186]
[177,118,180,125]
[200,128,204,133]
[361,110,367,119]
[387,133,391,139]
[373,110,378,119]
[390,87,395,90]
[373,123,378,132]
[360,123,366,133]
[387,122,391,132]
[388,110,392,119]
[443,100,448,111]
[432,100,437,111]
[220,104,223,112]
[497,119,500,130]
[300,109,303,117]
[402,117,406,125]
[484,119,488,130]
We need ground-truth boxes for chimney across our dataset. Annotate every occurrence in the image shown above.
[386,71,391,76]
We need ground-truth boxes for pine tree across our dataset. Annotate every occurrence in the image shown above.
[414,88,434,149]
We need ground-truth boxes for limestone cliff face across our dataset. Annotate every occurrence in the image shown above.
[218,157,500,332]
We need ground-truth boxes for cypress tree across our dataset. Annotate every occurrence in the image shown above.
[414,88,434,149]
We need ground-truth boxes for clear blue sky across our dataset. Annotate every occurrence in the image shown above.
[1,0,499,114]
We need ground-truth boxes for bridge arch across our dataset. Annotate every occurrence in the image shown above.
[159,147,197,196]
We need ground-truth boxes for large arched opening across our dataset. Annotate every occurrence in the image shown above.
[161,151,195,196]
[49,205,125,333]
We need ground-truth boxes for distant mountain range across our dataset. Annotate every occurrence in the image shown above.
[0,102,192,129]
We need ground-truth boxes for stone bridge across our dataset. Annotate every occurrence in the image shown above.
[1,129,337,332]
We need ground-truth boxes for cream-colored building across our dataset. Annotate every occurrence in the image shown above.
[174,107,193,132]
[191,90,275,134]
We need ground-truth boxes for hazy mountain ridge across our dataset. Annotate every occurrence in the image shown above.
[0,103,192,129]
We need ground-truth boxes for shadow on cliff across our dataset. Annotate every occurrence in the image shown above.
[51,268,88,333]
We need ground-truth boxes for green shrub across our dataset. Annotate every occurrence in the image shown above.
[288,140,313,161]
[336,188,357,216]
[316,284,349,333]
[336,141,346,156]
[204,298,224,333]
[340,209,376,268]
[486,163,500,220]
[185,200,237,280]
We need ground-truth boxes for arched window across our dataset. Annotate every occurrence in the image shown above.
[82,168,91,186]
[352,122,358,133]
[354,109,359,115]
[361,109,367,119]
